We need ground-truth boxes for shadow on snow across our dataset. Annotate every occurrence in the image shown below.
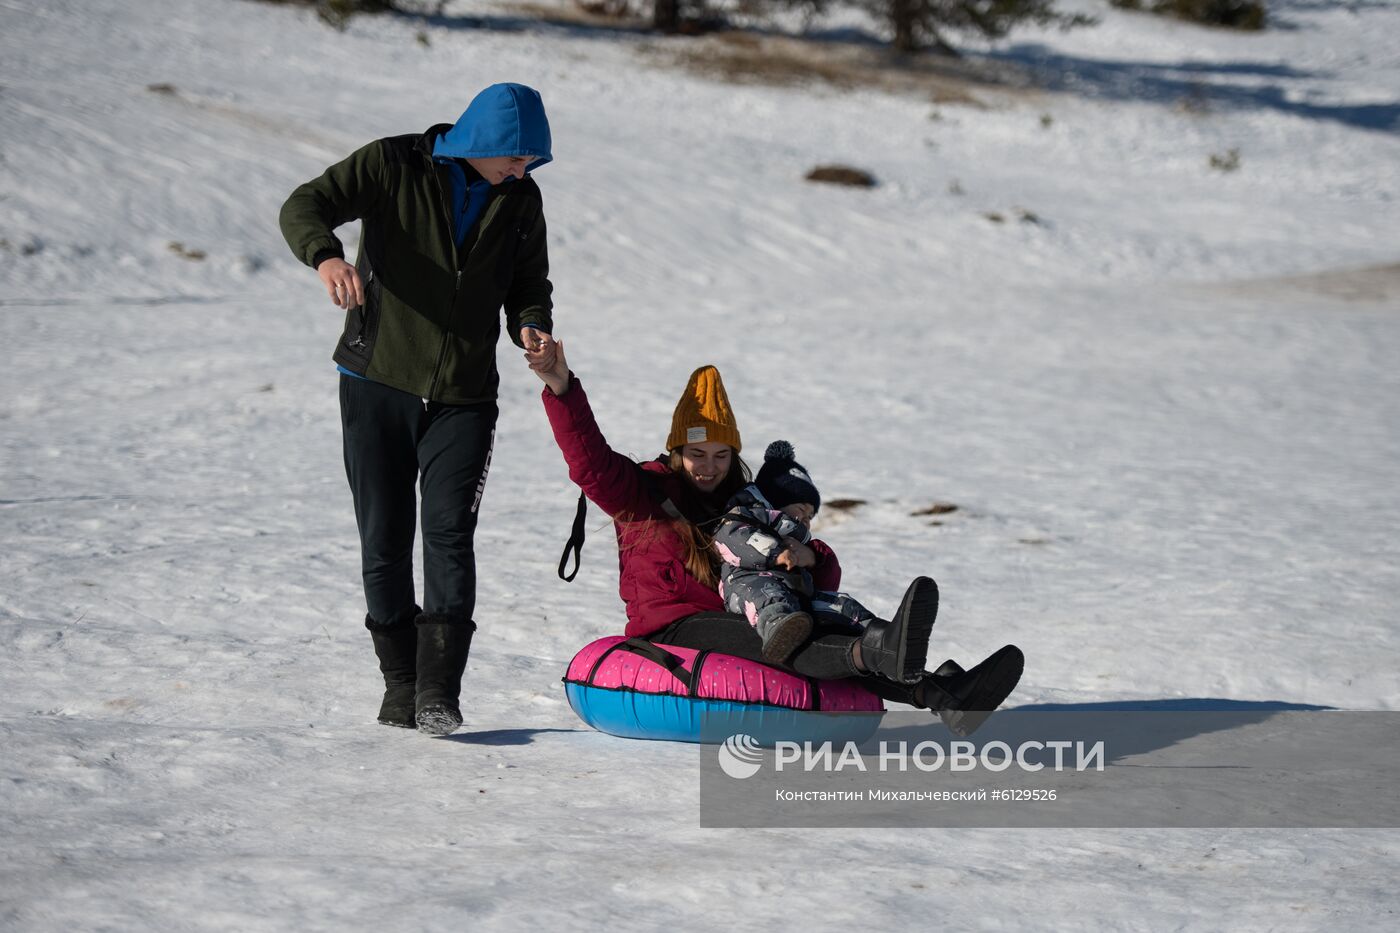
[443,727,586,745]
[875,698,1337,765]
[987,43,1400,134]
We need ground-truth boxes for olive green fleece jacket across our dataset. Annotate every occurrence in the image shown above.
[278,125,553,404]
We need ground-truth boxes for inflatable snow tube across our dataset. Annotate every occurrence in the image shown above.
[563,636,885,746]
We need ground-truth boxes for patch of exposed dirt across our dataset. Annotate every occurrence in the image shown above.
[911,502,959,516]
[506,4,1031,105]
[653,29,1026,105]
[511,2,652,33]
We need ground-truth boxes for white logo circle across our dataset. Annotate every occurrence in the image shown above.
[717,733,764,780]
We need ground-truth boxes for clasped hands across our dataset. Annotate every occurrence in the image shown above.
[523,329,569,396]
[774,539,816,571]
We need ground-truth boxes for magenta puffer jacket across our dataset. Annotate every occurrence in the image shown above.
[542,377,728,636]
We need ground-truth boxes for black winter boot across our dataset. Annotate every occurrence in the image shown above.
[857,577,939,683]
[414,613,476,736]
[915,645,1024,738]
[366,606,420,728]
[759,611,814,664]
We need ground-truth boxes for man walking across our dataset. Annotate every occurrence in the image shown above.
[279,83,557,735]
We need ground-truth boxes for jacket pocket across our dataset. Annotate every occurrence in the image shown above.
[630,556,688,606]
[657,558,688,598]
[337,268,380,367]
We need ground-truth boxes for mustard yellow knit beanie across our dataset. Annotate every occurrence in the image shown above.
[667,365,742,452]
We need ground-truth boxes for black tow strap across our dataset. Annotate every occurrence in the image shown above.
[557,490,587,582]
[576,638,702,694]
[619,638,695,693]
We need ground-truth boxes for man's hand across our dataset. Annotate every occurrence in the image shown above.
[774,539,816,571]
[527,337,571,396]
[522,327,558,372]
[317,258,364,309]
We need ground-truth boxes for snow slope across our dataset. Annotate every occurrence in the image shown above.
[2,0,1399,928]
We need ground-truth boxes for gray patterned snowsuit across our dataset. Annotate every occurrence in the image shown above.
[712,486,875,642]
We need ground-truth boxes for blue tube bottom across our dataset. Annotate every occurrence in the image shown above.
[565,684,884,746]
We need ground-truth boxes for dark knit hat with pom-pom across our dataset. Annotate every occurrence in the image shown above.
[755,440,820,513]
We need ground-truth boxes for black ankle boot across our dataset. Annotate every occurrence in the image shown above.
[366,606,420,728]
[857,577,939,683]
[414,613,476,736]
[916,645,1024,737]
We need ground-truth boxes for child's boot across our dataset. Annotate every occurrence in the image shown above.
[759,611,814,664]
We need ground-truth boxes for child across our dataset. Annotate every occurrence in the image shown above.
[712,441,880,663]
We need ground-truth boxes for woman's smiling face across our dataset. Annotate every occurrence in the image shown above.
[679,442,733,493]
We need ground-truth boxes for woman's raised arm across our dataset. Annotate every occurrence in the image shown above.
[535,344,658,521]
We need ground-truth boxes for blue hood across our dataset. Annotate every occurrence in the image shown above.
[433,83,552,172]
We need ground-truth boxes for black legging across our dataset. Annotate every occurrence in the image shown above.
[648,611,924,707]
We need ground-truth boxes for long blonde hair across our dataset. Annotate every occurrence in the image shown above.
[672,516,721,589]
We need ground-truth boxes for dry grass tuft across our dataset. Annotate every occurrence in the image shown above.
[911,502,959,516]
[806,165,876,187]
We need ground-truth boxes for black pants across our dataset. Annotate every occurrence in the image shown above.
[340,375,498,625]
[649,611,923,707]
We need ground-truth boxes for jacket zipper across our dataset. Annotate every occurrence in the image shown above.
[426,160,508,399]
[348,269,374,353]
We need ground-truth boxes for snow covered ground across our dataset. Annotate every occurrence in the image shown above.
[3,0,1399,928]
